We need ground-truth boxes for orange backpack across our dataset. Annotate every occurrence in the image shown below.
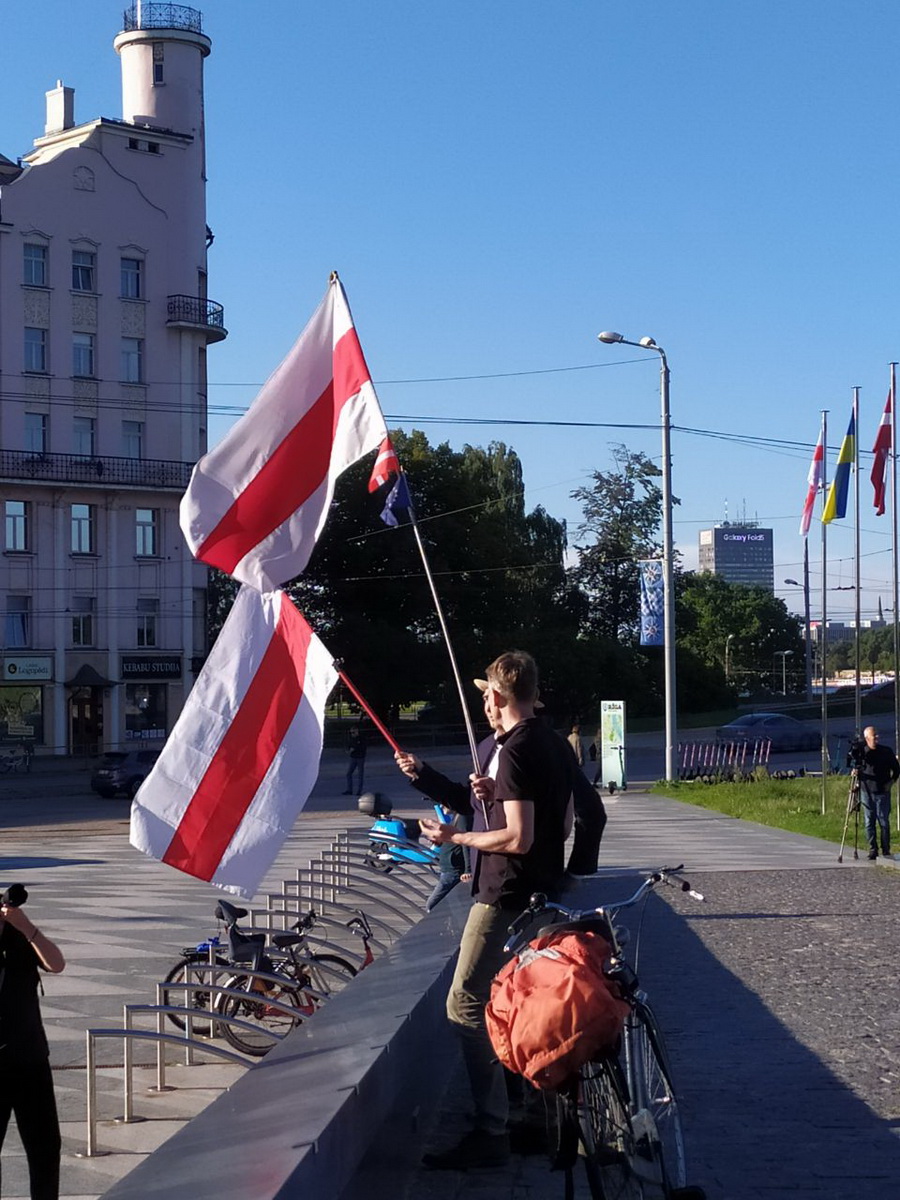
[486,927,630,1091]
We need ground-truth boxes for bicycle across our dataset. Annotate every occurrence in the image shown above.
[502,866,706,1200]
[163,901,371,1048]
[0,746,31,774]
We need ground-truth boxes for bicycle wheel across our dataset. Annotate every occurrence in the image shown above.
[301,953,357,995]
[630,1003,686,1192]
[579,1057,644,1200]
[217,974,305,1056]
[163,955,227,1035]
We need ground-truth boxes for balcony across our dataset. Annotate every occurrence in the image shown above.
[0,450,193,491]
[122,3,202,33]
[167,294,227,343]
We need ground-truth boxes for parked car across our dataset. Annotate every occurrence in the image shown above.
[715,713,819,753]
[90,749,160,799]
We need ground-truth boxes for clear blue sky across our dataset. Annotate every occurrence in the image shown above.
[4,1,900,644]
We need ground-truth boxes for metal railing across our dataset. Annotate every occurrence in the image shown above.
[122,3,202,33]
[0,449,192,490]
[167,294,226,331]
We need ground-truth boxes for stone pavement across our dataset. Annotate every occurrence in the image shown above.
[2,759,899,1198]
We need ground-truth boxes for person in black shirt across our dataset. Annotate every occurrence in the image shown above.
[858,726,900,860]
[416,651,574,1170]
[0,890,65,1200]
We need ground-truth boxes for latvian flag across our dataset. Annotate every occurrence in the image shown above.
[179,275,388,592]
[130,587,337,898]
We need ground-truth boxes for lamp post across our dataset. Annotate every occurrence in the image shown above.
[775,649,794,696]
[598,331,676,780]
[784,571,812,702]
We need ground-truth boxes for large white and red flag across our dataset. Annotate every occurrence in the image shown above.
[130,587,337,898]
[799,429,824,536]
[871,393,892,516]
[180,276,388,591]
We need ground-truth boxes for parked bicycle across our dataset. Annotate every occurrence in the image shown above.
[501,867,706,1200]
[163,900,373,1054]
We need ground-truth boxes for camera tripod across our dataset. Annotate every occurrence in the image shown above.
[838,769,863,863]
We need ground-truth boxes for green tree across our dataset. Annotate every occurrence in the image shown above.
[287,430,580,717]
[570,446,674,643]
[677,573,804,694]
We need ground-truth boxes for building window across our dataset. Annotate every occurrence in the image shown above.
[24,328,47,373]
[71,596,95,647]
[136,508,158,557]
[5,502,28,552]
[71,503,94,554]
[72,250,96,292]
[5,597,30,648]
[24,244,47,287]
[137,598,159,648]
[121,337,144,383]
[125,683,167,741]
[121,257,143,299]
[153,42,165,85]
[73,332,95,378]
[122,420,144,459]
[24,413,46,454]
[73,416,95,457]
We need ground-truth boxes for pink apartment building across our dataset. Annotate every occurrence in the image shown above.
[0,3,223,757]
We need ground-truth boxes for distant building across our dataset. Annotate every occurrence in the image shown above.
[0,4,223,755]
[698,522,774,592]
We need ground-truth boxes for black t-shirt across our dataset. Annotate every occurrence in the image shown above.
[0,922,48,1064]
[861,743,900,790]
[474,716,573,910]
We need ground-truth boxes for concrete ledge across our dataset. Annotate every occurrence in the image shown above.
[100,887,469,1199]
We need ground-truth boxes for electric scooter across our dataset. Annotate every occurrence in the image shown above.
[358,792,446,873]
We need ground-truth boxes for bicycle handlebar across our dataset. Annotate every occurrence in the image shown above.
[504,866,704,953]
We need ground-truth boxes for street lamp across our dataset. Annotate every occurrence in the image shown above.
[775,649,794,696]
[598,330,676,780]
[784,575,812,702]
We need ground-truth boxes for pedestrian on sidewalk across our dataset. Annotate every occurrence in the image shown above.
[342,722,367,796]
[567,724,584,767]
[858,726,900,860]
[0,885,66,1200]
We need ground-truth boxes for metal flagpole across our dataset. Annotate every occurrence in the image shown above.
[403,486,482,778]
[853,387,862,736]
[891,363,900,832]
[820,409,829,816]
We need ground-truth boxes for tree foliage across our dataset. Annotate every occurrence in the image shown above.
[569,446,671,643]
[677,573,804,692]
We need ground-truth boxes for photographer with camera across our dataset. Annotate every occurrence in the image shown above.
[0,884,65,1199]
[854,727,900,861]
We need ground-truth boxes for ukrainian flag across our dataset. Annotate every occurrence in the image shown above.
[822,412,855,524]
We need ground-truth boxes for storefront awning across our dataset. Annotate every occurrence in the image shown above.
[64,664,117,688]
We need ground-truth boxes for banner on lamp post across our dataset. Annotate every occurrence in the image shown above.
[639,559,664,647]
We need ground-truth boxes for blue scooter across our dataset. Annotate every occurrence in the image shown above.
[358,792,446,873]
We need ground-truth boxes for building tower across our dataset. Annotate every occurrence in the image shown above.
[0,3,224,756]
[698,521,775,592]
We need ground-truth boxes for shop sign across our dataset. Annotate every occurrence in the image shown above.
[3,657,52,681]
[121,655,182,680]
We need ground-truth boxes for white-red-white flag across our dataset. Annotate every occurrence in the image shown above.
[871,393,892,517]
[368,436,400,492]
[130,587,337,898]
[799,430,824,537]
[180,276,388,591]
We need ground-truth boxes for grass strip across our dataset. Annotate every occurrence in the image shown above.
[650,774,879,846]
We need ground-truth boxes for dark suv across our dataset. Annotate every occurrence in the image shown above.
[90,749,160,799]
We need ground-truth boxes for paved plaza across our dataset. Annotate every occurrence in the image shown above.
[1,750,899,1198]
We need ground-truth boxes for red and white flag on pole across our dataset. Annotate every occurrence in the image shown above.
[799,430,824,537]
[871,393,892,516]
[180,275,388,591]
[130,588,337,898]
[368,436,401,492]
